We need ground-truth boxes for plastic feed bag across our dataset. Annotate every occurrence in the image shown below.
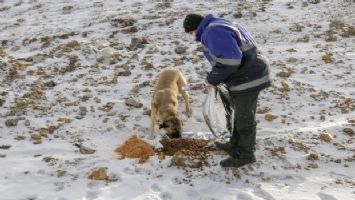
[202,86,234,141]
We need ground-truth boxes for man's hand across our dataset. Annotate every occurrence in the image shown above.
[204,80,214,88]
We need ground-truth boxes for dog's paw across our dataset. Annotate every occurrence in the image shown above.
[147,135,156,140]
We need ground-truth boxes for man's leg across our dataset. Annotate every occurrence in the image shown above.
[215,92,239,153]
[214,100,239,155]
[220,92,259,168]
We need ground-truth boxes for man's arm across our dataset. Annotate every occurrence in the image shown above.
[203,27,243,86]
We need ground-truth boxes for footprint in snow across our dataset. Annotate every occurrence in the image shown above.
[87,181,100,189]
[123,167,134,175]
[171,176,182,184]
[19,194,37,200]
[86,189,101,200]
[36,169,46,175]
[134,166,151,174]
[151,183,162,192]
[185,190,200,198]
[54,182,65,191]
[236,192,255,200]
[317,192,338,200]
[159,192,174,200]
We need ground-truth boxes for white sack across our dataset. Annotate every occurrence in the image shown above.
[202,86,234,142]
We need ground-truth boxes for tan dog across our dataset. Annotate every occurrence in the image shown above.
[149,69,192,139]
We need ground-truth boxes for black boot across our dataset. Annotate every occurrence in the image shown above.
[215,128,239,155]
[215,141,233,152]
[220,154,256,168]
[215,141,240,157]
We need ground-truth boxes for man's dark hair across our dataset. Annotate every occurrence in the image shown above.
[183,14,204,33]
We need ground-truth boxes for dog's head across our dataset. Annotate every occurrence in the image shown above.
[159,115,182,138]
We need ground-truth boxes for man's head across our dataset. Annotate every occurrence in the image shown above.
[183,14,204,34]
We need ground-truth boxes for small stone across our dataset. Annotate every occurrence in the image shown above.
[33,140,42,144]
[343,128,354,136]
[117,155,125,160]
[24,120,31,126]
[32,54,45,63]
[57,117,72,123]
[0,145,11,150]
[102,118,109,123]
[75,144,96,154]
[14,135,26,140]
[39,132,48,138]
[107,111,117,117]
[48,126,56,134]
[89,167,108,180]
[287,57,298,63]
[143,109,151,116]
[322,54,334,63]
[100,102,114,112]
[139,81,151,88]
[79,106,87,116]
[129,37,147,50]
[308,162,319,169]
[143,62,154,70]
[44,80,56,88]
[265,114,278,121]
[307,153,319,161]
[257,106,271,114]
[125,98,143,108]
[17,117,26,120]
[75,115,84,120]
[117,70,131,76]
[62,6,73,14]
[175,46,187,54]
[276,71,292,78]
[31,133,42,140]
[308,0,320,4]
[57,170,67,177]
[80,93,93,102]
[0,98,5,106]
[319,132,333,142]
[171,151,203,168]
[43,156,58,163]
[121,26,138,34]
[280,82,290,92]
[286,48,297,52]
[233,11,243,18]
[5,118,19,127]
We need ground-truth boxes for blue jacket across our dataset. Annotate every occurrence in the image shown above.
[195,14,271,95]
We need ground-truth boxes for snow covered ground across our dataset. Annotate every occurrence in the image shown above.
[0,0,354,199]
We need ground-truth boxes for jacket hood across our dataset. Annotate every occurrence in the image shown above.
[195,14,232,42]
[195,14,215,42]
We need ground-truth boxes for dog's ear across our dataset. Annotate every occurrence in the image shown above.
[159,122,168,129]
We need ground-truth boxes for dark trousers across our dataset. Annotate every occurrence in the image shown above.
[229,93,259,158]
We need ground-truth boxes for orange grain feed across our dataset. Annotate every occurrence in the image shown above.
[115,135,155,163]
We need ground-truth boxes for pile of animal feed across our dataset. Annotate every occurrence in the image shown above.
[159,138,213,168]
[159,138,212,156]
[115,135,155,164]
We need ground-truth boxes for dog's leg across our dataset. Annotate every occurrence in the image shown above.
[177,72,192,118]
[148,104,157,139]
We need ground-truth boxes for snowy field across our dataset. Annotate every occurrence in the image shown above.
[0,0,354,200]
